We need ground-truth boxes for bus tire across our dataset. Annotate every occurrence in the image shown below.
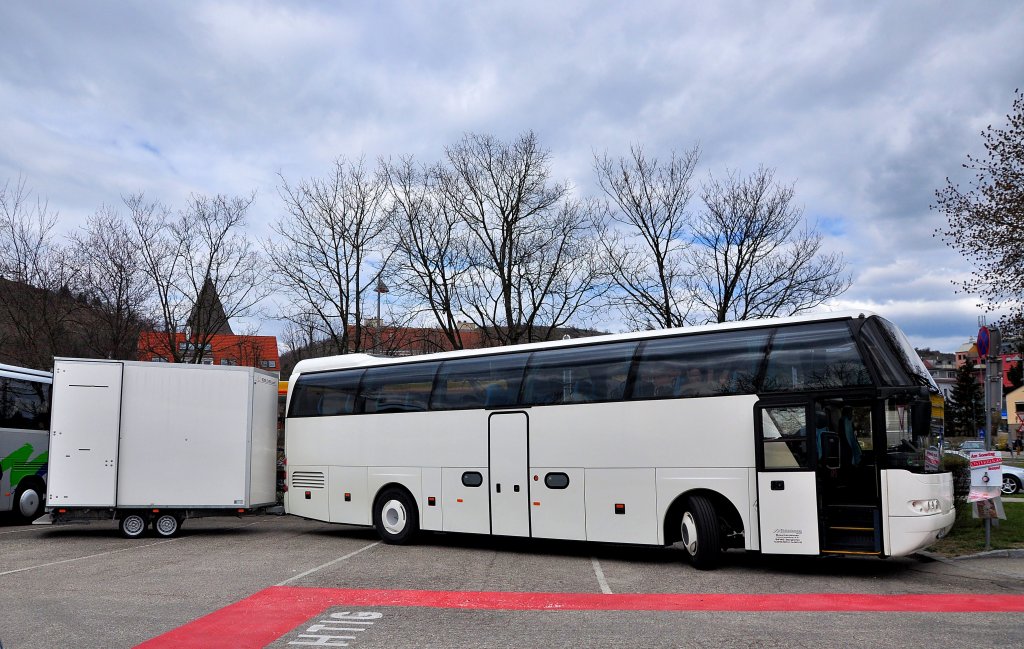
[373,488,419,545]
[153,513,181,538]
[119,513,148,539]
[13,481,45,522]
[680,495,720,570]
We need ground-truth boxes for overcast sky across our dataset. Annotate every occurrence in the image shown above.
[2,1,1022,352]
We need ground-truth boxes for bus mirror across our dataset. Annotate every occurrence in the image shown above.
[911,402,931,437]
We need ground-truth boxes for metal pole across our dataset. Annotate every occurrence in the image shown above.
[984,354,992,551]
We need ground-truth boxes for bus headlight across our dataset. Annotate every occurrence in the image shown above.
[909,499,940,514]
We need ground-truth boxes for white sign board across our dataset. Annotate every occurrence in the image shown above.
[969,451,1002,487]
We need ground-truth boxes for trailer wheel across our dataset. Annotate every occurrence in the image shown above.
[153,514,181,538]
[119,514,148,539]
[679,495,721,570]
[373,488,419,545]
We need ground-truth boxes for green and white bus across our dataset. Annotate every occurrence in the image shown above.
[1,363,52,522]
[284,312,953,569]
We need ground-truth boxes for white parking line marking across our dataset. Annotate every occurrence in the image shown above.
[591,557,612,594]
[276,541,382,586]
[0,538,180,576]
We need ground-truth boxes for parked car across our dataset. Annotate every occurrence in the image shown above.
[959,440,987,453]
[1002,464,1023,495]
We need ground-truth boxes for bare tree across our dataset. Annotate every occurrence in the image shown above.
[266,157,391,355]
[594,144,700,329]
[382,156,473,349]
[689,167,849,323]
[67,205,153,359]
[126,191,267,363]
[0,177,82,368]
[935,89,1024,335]
[440,131,604,345]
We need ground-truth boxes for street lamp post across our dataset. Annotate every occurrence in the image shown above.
[374,279,389,352]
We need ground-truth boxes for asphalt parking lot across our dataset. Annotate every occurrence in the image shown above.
[2,513,1023,648]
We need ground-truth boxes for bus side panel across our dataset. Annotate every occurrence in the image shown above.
[367,467,422,519]
[655,467,751,547]
[529,397,758,469]
[286,465,329,521]
[585,468,657,544]
[530,467,585,540]
[328,466,369,525]
[421,467,441,531]
[441,467,490,534]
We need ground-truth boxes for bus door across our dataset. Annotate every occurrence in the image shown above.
[488,411,530,537]
[812,397,882,555]
[755,402,819,554]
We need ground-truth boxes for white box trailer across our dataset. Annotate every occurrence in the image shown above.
[45,358,278,538]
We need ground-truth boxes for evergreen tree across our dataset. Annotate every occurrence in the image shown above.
[947,363,985,436]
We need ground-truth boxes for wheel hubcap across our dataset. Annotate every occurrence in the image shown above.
[18,489,39,518]
[124,516,144,536]
[382,499,407,536]
[1003,477,1017,495]
[157,516,177,535]
[681,512,698,555]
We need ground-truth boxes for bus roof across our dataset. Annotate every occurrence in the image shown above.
[0,362,53,383]
[289,310,881,380]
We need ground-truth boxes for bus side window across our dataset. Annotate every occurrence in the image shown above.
[521,342,636,407]
[431,354,528,410]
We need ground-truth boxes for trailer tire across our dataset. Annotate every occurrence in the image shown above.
[119,513,148,539]
[373,488,419,545]
[153,514,181,538]
[13,481,45,523]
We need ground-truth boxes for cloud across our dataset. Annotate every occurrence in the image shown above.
[1,0,1022,350]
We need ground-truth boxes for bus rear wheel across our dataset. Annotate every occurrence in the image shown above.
[680,495,721,570]
[373,488,419,545]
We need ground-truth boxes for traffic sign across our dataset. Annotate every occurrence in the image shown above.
[977,326,990,358]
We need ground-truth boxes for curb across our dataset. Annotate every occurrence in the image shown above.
[918,548,1024,562]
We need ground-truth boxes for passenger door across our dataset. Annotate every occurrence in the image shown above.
[488,411,530,537]
[755,402,820,554]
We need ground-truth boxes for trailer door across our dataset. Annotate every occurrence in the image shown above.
[47,361,123,508]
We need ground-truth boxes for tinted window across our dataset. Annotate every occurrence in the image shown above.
[544,472,570,489]
[362,363,439,413]
[0,378,50,430]
[762,322,871,391]
[521,342,637,406]
[289,370,364,417]
[431,353,528,410]
[631,330,769,399]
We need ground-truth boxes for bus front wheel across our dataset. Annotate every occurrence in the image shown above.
[373,488,419,545]
[14,482,45,523]
[680,495,721,570]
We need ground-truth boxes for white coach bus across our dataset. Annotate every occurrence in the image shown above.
[1,363,52,522]
[284,312,954,569]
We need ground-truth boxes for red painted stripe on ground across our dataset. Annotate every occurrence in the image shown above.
[137,587,1024,649]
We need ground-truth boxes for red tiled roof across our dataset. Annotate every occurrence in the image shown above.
[137,331,280,369]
